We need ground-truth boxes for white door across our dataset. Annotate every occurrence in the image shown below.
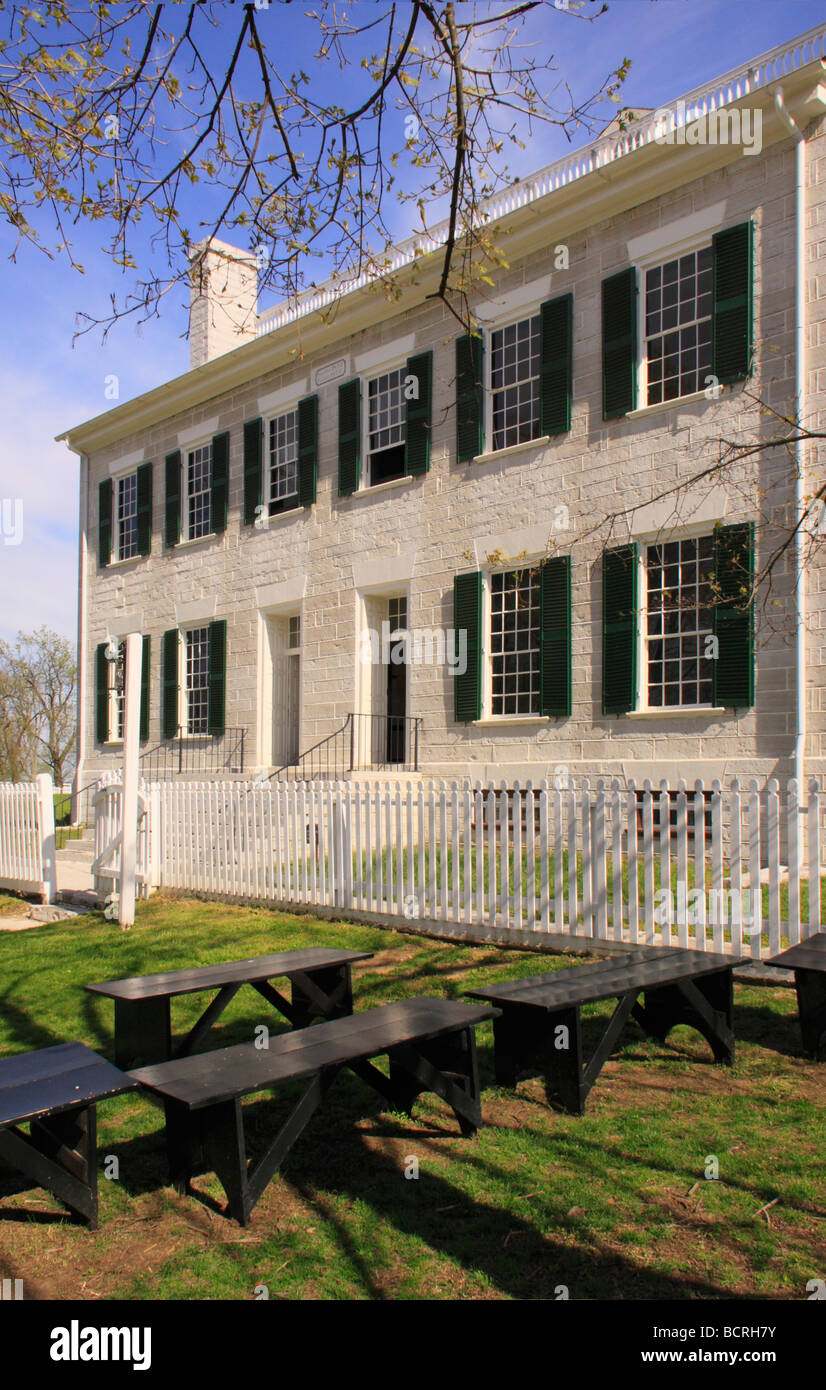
[270,615,300,766]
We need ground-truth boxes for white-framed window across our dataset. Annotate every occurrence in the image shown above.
[116,473,138,561]
[642,534,715,708]
[488,565,541,716]
[106,640,127,741]
[268,408,299,512]
[642,247,713,406]
[184,626,210,734]
[490,314,541,452]
[366,366,406,485]
[186,443,212,540]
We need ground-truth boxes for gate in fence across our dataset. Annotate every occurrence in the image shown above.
[92,773,152,907]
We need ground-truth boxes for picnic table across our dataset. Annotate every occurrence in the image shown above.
[766,931,826,1056]
[130,996,498,1225]
[86,948,373,1070]
[465,946,742,1114]
[0,1042,135,1227]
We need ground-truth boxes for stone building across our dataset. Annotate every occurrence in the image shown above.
[61,27,826,809]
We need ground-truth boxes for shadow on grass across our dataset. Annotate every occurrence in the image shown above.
[728,1000,807,1059]
[0,983,65,1053]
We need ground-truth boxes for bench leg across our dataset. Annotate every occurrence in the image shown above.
[388,1026,483,1136]
[114,997,171,1070]
[491,1004,588,1114]
[165,1098,204,1192]
[0,1103,99,1228]
[291,965,354,1026]
[202,1099,250,1226]
[166,1073,339,1226]
[795,969,826,1057]
[636,969,735,1064]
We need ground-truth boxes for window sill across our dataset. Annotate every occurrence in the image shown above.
[626,390,715,420]
[172,533,217,551]
[251,504,302,529]
[627,707,728,719]
[472,716,551,728]
[471,436,550,466]
[354,474,416,497]
[106,554,144,569]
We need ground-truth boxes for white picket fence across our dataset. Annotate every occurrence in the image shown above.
[92,776,152,903]
[0,774,57,903]
[94,773,825,958]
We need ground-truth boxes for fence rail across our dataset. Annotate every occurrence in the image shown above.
[95,774,825,957]
[0,775,57,902]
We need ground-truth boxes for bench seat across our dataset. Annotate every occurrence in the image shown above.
[466,947,742,1114]
[0,1042,136,1227]
[130,996,499,1225]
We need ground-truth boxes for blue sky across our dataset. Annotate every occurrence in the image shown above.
[0,0,823,646]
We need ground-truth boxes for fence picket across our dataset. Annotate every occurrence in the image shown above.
[626,781,639,942]
[787,779,800,947]
[808,780,821,934]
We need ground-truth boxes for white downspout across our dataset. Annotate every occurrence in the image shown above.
[69,448,89,826]
[774,89,806,792]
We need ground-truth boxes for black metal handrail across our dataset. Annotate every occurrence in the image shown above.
[274,712,422,781]
[139,727,246,779]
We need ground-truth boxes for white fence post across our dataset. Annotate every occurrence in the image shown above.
[36,773,57,904]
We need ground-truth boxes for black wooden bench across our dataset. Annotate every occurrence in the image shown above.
[465,947,742,1114]
[766,932,826,1056]
[130,996,498,1225]
[86,948,373,1069]
[0,1042,136,1227]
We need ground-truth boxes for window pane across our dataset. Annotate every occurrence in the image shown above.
[187,445,212,539]
[269,410,298,505]
[490,567,540,715]
[645,536,715,708]
[117,473,138,561]
[185,627,209,734]
[645,249,713,405]
[491,315,541,452]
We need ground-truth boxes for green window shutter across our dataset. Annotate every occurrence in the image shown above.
[405,350,432,475]
[540,295,573,437]
[338,379,361,496]
[456,333,484,463]
[602,544,638,714]
[136,462,153,557]
[95,643,109,743]
[539,556,571,717]
[207,619,227,736]
[298,394,318,506]
[712,221,753,384]
[165,451,181,547]
[243,418,263,526]
[453,571,483,722]
[161,628,179,740]
[211,431,229,533]
[712,522,755,708]
[602,268,637,419]
[140,635,150,741]
[98,479,112,568]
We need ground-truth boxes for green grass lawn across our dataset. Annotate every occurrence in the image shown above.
[0,890,822,1301]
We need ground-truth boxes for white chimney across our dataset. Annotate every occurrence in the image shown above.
[189,238,258,370]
